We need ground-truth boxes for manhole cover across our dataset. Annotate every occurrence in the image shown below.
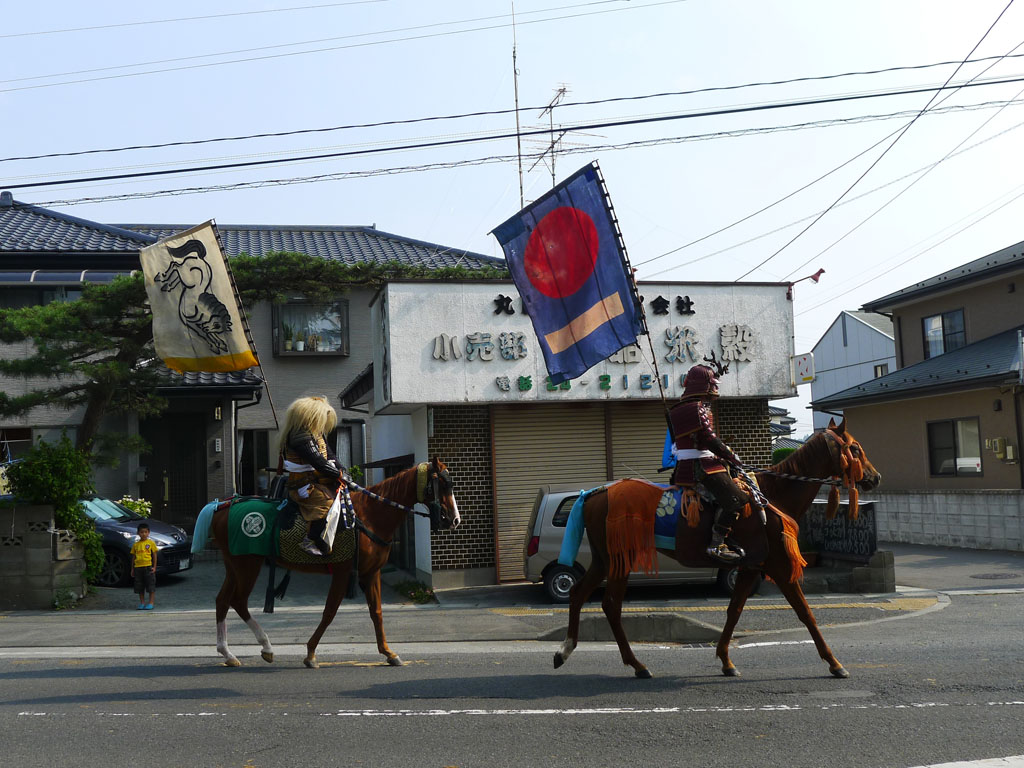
[969,572,1022,580]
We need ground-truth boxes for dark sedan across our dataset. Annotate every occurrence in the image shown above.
[82,497,193,588]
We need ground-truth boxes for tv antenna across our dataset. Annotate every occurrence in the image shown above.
[511,1,524,208]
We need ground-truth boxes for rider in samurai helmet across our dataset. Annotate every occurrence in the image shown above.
[280,396,346,556]
[668,364,748,563]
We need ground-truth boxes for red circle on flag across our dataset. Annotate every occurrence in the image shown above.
[523,206,599,298]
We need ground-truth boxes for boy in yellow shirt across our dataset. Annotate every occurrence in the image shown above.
[130,522,158,610]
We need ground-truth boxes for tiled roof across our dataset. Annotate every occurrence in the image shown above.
[121,224,506,271]
[813,324,1024,408]
[773,437,806,450]
[0,193,155,253]
[862,239,1024,311]
[157,368,263,393]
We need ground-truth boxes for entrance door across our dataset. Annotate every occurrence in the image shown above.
[139,413,207,530]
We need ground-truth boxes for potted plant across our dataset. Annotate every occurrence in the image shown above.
[282,322,293,351]
[294,327,305,351]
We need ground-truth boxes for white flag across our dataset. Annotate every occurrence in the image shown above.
[140,221,257,373]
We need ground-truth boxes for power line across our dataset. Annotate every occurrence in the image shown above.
[0,0,674,94]
[7,74,1024,192]
[733,0,1018,282]
[0,1,389,39]
[7,51,1024,164]
[25,98,1024,208]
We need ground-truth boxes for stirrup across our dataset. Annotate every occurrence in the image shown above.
[300,537,324,556]
[706,541,744,563]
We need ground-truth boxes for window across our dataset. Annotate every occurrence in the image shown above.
[922,309,965,359]
[273,300,349,356]
[873,363,889,378]
[927,417,982,476]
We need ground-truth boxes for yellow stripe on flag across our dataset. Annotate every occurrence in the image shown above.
[164,351,258,373]
[544,292,625,355]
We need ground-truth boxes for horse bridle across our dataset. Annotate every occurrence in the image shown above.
[345,462,454,547]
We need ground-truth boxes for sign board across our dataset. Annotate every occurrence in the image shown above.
[792,352,815,384]
[799,500,877,563]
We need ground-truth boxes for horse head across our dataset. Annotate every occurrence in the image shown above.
[826,417,881,492]
[423,456,460,531]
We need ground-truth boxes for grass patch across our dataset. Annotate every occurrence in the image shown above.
[393,580,437,604]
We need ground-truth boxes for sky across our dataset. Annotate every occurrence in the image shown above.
[5,0,1024,435]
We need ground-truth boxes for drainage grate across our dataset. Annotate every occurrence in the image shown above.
[969,572,1023,580]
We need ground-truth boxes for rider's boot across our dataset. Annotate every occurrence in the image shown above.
[301,519,331,556]
[705,501,745,563]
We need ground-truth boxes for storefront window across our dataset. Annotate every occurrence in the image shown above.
[273,300,349,356]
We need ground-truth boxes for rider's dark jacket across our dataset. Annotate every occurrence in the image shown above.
[284,430,342,522]
[668,400,741,487]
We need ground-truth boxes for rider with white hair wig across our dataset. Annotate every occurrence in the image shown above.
[279,396,346,556]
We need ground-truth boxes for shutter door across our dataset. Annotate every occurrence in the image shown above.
[492,404,608,581]
[609,401,671,482]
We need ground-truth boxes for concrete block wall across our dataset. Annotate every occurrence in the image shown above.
[427,405,495,573]
[0,505,86,610]
[715,398,772,469]
[873,490,1024,551]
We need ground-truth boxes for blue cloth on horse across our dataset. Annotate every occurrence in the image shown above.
[558,486,604,567]
[191,499,219,555]
[652,485,683,550]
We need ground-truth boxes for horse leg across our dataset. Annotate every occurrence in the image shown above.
[228,559,274,664]
[601,573,651,679]
[215,569,242,667]
[361,569,402,666]
[715,567,761,677]
[771,569,849,678]
[553,559,607,670]
[304,566,351,669]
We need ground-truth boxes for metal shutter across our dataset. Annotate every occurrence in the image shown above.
[492,404,608,581]
[609,401,670,482]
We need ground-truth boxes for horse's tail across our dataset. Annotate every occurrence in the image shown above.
[191,498,221,554]
[556,489,591,568]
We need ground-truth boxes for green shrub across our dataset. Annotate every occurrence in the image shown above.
[117,495,152,517]
[771,447,797,464]
[393,579,437,604]
[5,433,104,583]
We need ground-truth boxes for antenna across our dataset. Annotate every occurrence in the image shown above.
[511,1,524,208]
[534,85,568,188]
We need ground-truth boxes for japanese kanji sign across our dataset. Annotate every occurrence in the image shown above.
[490,162,644,385]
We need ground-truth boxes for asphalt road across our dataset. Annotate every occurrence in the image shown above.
[3,591,1024,768]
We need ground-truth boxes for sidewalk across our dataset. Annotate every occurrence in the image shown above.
[0,543,1021,653]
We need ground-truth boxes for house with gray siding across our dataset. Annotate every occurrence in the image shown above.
[810,310,896,431]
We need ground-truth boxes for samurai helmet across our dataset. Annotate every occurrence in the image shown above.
[681,365,719,401]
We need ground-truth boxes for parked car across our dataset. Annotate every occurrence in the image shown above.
[80,496,193,587]
[524,484,761,602]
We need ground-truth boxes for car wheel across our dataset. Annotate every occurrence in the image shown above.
[717,567,762,596]
[544,565,580,603]
[96,550,131,588]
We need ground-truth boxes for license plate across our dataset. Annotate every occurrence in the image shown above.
[179,557,190,570]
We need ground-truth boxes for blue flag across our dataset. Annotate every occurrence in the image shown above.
[491,162,644,385]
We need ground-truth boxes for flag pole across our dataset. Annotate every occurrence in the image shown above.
[211,222,280,431]
[592,163,671,413]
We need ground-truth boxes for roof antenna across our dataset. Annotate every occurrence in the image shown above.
[511,1,524,208]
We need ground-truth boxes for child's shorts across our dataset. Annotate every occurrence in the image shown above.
[134,568,156,595]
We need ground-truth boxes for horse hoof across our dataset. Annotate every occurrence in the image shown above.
[635,668,653,679]
[722,666,740,677]
[304,656,319,669]
[831,666,850,679]
[387,655,403,667]
[553,653,564,670]
[261,651,274,664]
[224,658,242,668]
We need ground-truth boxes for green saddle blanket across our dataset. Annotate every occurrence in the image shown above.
[226,496,357,564]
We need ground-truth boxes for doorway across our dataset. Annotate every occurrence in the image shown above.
[139,413,207,530]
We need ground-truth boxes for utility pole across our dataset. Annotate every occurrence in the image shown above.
[511,2,524,208]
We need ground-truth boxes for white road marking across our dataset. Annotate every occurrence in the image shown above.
[16,701,1024,718]
[906,758,1024,768]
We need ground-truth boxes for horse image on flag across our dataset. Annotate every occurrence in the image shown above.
[492,162,644,385]
[140,221,258,373]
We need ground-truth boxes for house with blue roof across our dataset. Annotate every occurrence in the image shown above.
[812,239,1024,551]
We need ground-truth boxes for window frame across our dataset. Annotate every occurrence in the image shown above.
[873,363,889,378]
[272,298,350,357]
[922,308,965,359]
[926,416,983,477]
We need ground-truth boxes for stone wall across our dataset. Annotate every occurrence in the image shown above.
[0,505,87,610]
[872,490,1024,550]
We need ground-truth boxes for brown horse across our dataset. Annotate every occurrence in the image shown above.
[201,457,460,668]
[552,418,881,679]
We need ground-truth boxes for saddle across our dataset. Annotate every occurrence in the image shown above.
[223,496,356,565]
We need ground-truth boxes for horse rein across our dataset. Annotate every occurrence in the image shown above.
[344,465,452,548]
